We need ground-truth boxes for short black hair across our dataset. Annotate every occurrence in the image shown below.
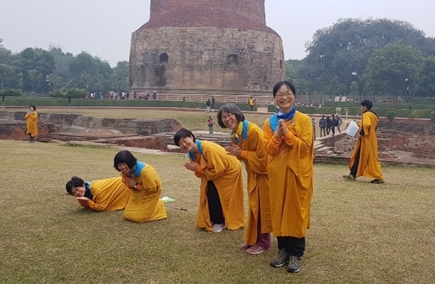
[114,150,137,171]
[65,176,85,194]
[173,128,195,146]
[272,81,296,98]
[217,103,245,128]
[30,105,36,111]
[361,100,373,110]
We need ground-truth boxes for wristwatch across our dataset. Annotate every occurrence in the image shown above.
[134,183,138,189]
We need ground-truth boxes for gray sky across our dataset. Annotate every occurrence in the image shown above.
[1,0,434,66]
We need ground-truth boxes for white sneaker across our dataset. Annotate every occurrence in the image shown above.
[212,223,226,233]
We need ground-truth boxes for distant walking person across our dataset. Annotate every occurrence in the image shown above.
[211,96,216,112]
[25,105,38,142]
[311,118,316,140]
[319,115,326,137]
[326,116,332,135]
[343,100,384,184]
[205,99,211,113]
[248,97,255,111]
[207,116,214,134]
[331,114,337,136]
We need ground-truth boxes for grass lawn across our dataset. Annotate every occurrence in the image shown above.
[1,139,434,284]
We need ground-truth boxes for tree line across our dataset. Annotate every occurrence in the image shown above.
[286,18,435,102]
[0,45,128,95]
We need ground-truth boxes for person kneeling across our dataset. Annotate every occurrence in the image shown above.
[114,150,167,223]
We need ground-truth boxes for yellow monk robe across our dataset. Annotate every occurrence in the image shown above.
[191,140,244,232]
[122,162,167,223]
[263,111,314,238]
[231,121,272,245]
[77,177,131,211]
[349,111,383,179]
[25,111,38,137]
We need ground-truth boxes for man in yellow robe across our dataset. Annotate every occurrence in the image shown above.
[217,103,272,254]
[114,150,167,223]
[263,81,314,273]
[174,128,244,233]
[66,176,131,211]
[25,105,38,142]
[343,100,384,183]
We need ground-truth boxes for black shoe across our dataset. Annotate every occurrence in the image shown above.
[287,256,301,273]
[370,179,385,184]
[270,249,289,268]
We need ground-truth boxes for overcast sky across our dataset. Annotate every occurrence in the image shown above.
[1,0,434,66]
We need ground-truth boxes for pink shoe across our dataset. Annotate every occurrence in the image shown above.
[246,244,270,255]
[239,243,251,250]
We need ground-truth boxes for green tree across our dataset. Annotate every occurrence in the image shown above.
[0,63,16,89]
[28,69,42,94]
[363,44,424,101]
[50,88,88,111]
[0,88,23,109]
[110,61,129,92]
[349,80,359,97]
[327,75,347,96]
[415,56,435,97]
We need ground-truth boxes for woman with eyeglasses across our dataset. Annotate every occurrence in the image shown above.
[263,81,314,273]
[217,103,272,255]
[173,128,244,233]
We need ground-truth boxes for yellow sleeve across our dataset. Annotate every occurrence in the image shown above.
[263,118,283,156]
[361,113,372,136]
[139,166,160,194]
[241,125,267,173]
[198,145,226,180]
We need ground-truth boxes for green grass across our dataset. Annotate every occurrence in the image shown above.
[1,140,435,283]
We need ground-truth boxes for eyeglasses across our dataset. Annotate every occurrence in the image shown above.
[276,92,294,98]
[221,113,234,120]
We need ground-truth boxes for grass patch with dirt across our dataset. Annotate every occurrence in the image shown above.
[0,140,434,283]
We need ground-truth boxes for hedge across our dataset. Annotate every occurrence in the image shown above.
[1,97,256,111]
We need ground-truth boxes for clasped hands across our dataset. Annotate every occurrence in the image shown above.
[185,161,199,172]
[274,119,288,138]
[225,145,242,156]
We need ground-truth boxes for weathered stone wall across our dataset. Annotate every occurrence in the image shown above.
[130,0,284,95]
[0,121,59,141]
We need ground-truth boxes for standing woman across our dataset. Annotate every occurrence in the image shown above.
[25,105,38,142]
[217,103,272,254]
[173,128,244,233]
[263,81,314,273]
[114,150,167,223]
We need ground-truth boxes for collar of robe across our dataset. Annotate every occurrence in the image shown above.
[188,140,203,161]
[230,120,249,144]
[133,162,146,177]
[270,106,296,132]
[84,182,93,200]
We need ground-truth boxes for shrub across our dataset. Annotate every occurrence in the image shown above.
[386,111,395,122]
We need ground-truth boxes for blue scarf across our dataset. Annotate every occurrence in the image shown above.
[188,140,203,161]
[270,106,296,132]
[133,162,146,177]
[84,182,93,200]
[230,120,249,145]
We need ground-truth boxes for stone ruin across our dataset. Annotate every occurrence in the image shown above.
[129,0,285,96]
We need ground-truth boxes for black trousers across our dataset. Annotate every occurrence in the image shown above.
[350,145,361,177]
[207,181,224,224]
[277,236,305,257]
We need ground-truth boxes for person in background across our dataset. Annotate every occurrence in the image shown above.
[319,115,326,137]
[114,150,167,223]
[25,105,38,142]
[343,100,384,184]
[311,118,316,140]
[211,96,216,112]
[217,103,272,255]
[248,97,255,111]
[173,128,244,233]
[207,116,214,134]
[205,99,211,113]
[263,81,314,273]
[65,176,131,212]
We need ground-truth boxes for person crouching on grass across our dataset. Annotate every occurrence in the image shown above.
[114,150,167,223]
[65,176,131,212]
[217,103,272,255]
[263,81,314,273]
[173,128,244,233]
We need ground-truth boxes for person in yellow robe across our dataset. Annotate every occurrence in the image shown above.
[173,128,244,233]
[66,176,132,211]
[263,81,314,273]
[343,100,384,183]
[25,105,38,142]
[114,150,167,223]
[217,103,272,254]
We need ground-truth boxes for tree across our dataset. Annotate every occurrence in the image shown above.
[50,88,88,111]
[415,56,435,97]
[326,75,347,96]
[349,81,359,97]
[110,61,129,92]
[299,18,435,94]
[363,44,424,101]
[0,63,16,89]
[0,88,23,109]
[28,69,42,93]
